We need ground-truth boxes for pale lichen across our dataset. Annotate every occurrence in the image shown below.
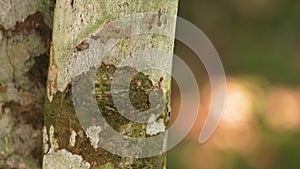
[43,149,91,169]
[0,108,14,158]
[69,129,77,147]
[43,126,49,153]
[146,119,166,136]
[49,125,59,151]
[86,125,102,149]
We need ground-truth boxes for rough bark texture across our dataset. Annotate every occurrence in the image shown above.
[44,0,178,169]
[0,0,54,168]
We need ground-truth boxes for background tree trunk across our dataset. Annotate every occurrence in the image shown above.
[43,0,178,169]
[0,0,54,168]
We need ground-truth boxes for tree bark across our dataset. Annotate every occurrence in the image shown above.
[0,0,53,168]
[43,0,178,169]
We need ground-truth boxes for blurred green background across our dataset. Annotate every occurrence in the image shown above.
[167,0,300,169]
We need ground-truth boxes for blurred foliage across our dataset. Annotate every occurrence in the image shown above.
[168,0,300,169]
[176,0,300,84]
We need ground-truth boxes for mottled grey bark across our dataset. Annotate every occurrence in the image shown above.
[0,0,54,168]
[43,0,178,169]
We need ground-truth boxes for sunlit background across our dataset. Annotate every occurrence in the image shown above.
[167,0,300,169]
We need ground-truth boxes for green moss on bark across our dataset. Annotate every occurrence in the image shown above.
[44,62,168,168]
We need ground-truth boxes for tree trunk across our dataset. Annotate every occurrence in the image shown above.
[0,0,53,168]
[43,0,178,169]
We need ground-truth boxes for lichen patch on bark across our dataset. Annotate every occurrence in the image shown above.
[43,149,91,169]
[43,126,50,153]
[49,125,59,152]
[0,108,14,158]
[70,129,77,147]
[146,119,166,136]
[86,126,102,149]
